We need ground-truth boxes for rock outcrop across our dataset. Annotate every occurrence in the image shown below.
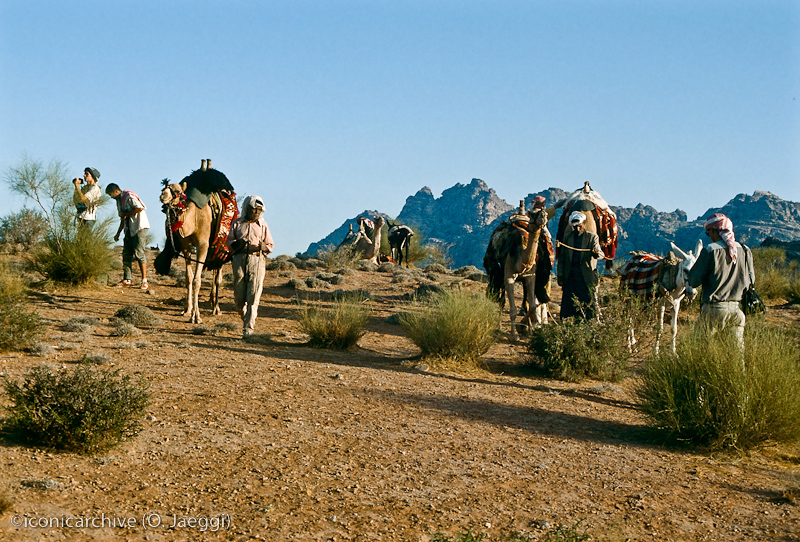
[306,183,800,269]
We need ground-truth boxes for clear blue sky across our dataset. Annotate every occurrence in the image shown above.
[2,0,798,255]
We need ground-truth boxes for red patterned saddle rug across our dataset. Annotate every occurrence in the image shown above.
[205,190,239,271]
[619,252,664,297]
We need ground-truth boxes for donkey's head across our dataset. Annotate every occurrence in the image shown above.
[670,240,703,301]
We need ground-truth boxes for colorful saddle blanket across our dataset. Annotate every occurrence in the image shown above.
[162,190,239,270]
[205,190,239,270]
[619,252,682,297]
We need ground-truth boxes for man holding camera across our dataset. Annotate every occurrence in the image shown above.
[73,167,103,225]
[226,195,274,338]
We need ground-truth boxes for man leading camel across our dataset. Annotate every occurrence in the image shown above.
[226,195,274,338]
[557,211,604,320]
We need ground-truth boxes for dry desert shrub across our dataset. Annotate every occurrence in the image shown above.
[638,320,800,450]
[297,297,369,350]
[112,322,141,337]
[1,364,149,454]
[399,288,499,368]
[0,262,42,352]
[113,305,160,327]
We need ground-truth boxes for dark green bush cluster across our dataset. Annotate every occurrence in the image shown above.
[637,320,800,450]
[2,364,150,454]
[0,262,42,352]
[298,297,369,349]
[399,288,499,368]
[29,221,116,284]
[527,296,643,382]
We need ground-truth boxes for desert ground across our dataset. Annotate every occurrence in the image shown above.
[1,251,799,541]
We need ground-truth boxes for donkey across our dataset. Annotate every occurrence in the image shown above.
[387,223,415,267]
[618,240,702,354]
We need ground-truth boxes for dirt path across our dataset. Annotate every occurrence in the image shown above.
[1,256,798,541]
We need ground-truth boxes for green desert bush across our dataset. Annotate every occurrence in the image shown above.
[297,297,370,349]
[1,364,149,454]
[527,295,645,382]
[399,288,500,368]
[29,220,117,284]
[0,262,42,352]
[637,320,800,450]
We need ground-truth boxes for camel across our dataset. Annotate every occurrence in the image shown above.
[484,202,549,341]
[619,240,702,354]
[155,159,236,323]
[556,181,618,273]
[387,222,414,267]
[351,216,385,265]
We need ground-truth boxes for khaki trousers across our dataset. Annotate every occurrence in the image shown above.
[232,253,265,335]
[698,301,745,350]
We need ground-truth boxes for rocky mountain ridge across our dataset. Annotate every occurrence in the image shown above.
[307,181,800,269]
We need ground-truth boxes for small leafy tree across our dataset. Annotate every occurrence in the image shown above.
[4,154,71,247]
[5,154,116,284]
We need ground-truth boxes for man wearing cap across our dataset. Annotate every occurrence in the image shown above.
[688,213,754,349]
[226,195,274,338]
[73,167,103,225]
[556,211,604,319]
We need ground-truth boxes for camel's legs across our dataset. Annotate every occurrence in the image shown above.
[210,268,223,316]
[505,277,518,341]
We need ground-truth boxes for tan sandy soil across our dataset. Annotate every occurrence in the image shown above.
[1,252,799,541]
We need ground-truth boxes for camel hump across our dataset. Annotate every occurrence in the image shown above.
[181,168,235,209]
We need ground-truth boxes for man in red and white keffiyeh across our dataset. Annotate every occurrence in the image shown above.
[703,213,737,264]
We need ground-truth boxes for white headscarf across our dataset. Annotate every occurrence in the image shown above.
[569,211,586,225]
[243,195,264,214]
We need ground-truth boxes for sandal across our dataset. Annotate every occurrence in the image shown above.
[119,279,131,287]
[140,280,149,290]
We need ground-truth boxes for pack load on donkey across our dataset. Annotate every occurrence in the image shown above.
[555,181,618,270]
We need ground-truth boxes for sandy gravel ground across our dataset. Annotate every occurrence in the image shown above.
[1,253,798,541]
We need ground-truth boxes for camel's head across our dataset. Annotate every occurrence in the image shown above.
[160,183,184,207]
[527,207,548,230]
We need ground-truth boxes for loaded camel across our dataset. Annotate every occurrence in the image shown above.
[343,215,386,265]
[155,159,238,323]
[484,201,549,341]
